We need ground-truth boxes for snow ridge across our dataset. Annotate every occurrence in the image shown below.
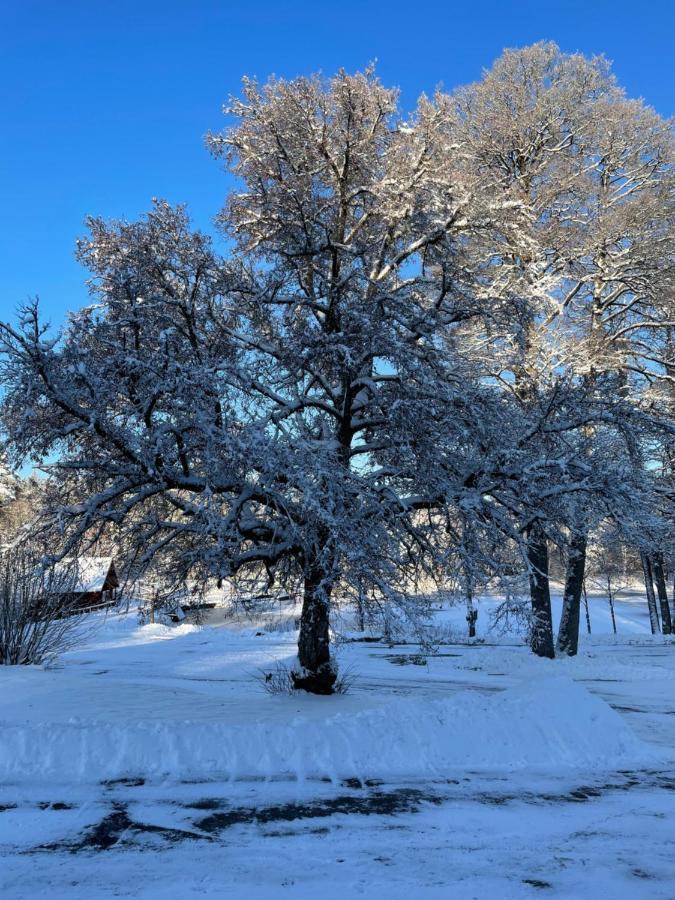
[0,676,651,784]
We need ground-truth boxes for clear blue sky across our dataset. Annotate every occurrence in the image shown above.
[2,0,673,328]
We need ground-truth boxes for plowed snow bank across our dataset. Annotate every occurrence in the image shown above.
[0,675,650,784]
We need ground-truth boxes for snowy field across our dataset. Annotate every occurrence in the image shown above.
[0,590,674,899]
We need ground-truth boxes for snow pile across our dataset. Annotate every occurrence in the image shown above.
[0,675,651,784]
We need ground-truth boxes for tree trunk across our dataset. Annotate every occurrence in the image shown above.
[292,561,336,695]
[606,575,617,635]
[640,552,661,635]
[651,552,672,635]
[556,531,587,656]
[356,578,366,632]
[582,579,592,635]
[527,522,555,658]
[465,576,477,638]
[466,601,478,638]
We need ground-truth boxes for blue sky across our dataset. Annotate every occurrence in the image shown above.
[2,0,673,328]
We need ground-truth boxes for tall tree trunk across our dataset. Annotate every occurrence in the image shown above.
[582,579,592,634]
[356,578,366,633]
[640,552,661,635]
[464,570,477,638]
[466,600,478,638]
[606,574,617,635]
[651,552,672,635]
[556,531,587,656]
[527,522,555,658]
[293,560,336,695]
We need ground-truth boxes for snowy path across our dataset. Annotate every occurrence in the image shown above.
[1,768,674,899]
[0,604,674,898]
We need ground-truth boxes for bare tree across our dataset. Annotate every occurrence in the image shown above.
[0,543,86,665]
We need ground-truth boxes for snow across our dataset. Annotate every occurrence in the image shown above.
[0,675,650,785]
[58,556,116,592]
[1,595,674,898]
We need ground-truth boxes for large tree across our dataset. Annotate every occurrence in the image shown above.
[1,73,515,692]
[1,55,671,690]
[444,42,675,654]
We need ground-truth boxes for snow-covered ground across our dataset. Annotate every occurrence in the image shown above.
[1,590,674,898]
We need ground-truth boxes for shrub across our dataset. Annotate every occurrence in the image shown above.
[0,543,87,665]
[257,661,355,695]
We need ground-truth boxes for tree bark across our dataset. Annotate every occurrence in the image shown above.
[465,576,477,638]
[466,602,478,638]
[651,552,672,635]
[556,531,587,656]
[527,522,555,658]
[640,552,661,635]
[355,578,366,632]
[606,575,617,635]
[582,579,592,635]
[292,560,337,695]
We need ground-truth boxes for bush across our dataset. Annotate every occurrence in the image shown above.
[257,661,355,695]
[0,543,88,665]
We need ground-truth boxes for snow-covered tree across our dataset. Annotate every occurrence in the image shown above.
[0,458,18,509]
[0,456,44,543]
[444,42,675,654]
[0,72,511,691]
[0,53,672,688]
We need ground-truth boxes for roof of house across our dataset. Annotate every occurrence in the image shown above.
[60,556,118,593]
